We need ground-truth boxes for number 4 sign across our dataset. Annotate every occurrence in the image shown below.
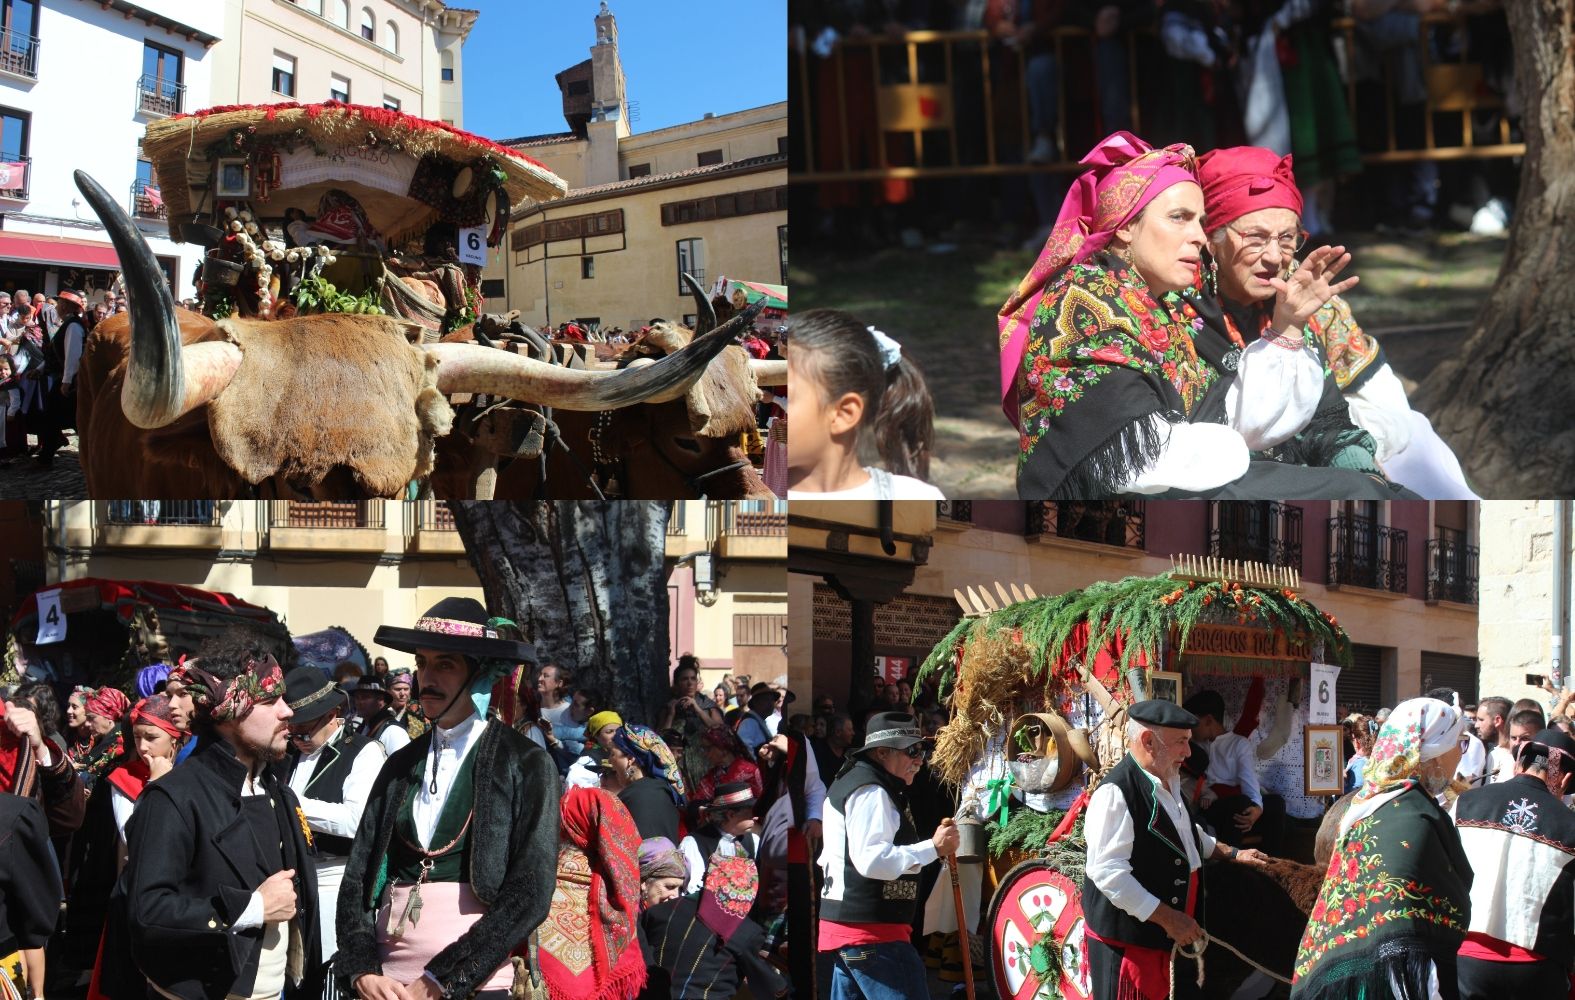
[35,588,66,644]
[457,225,488,266]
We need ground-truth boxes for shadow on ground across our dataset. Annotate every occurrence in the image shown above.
[792,231,1506,498]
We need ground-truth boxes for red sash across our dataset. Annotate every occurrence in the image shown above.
[1086,870,1199,1000]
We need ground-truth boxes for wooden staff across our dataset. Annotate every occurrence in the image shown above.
[941,818,976,1000]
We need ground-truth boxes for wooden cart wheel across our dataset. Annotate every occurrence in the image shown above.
[986,857,1093,1000]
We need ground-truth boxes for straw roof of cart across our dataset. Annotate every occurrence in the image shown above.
[142,101,569,243]
[915,572,1352,786]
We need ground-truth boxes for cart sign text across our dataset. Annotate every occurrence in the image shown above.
[1178,623,1313,662]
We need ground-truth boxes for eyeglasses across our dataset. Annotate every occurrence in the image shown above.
[901,743,929,760]
[1226,223,1308,258]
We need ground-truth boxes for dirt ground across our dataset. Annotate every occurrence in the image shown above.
[791,231,1506,499]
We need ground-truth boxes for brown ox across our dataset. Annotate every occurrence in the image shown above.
[428,312,786,500]
[70,170,737,498]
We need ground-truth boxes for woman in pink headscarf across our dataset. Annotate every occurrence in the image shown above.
[1194,145,1477,500]
[999,132,1411,500]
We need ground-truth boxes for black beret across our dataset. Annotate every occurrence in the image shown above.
[1182,690,1226,724]
[1128,698,1198,728]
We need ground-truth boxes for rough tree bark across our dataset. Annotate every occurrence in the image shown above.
[448,501,673,724]
[1415,0,1575,496]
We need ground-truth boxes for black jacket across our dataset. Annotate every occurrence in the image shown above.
[336,717,561,999]
[121,737,322,1000]
[639,895,787,1000]
[0,793,63,955]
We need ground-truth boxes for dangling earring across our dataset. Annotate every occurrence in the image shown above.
[1207,256,1218,294]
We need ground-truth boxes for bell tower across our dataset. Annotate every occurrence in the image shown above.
[585,2,629,185]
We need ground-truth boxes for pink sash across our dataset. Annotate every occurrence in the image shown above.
[375,882,513,990]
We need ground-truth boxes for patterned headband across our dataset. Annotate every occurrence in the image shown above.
[180,654,285,723]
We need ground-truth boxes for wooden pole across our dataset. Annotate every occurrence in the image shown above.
[941,819,976,1000]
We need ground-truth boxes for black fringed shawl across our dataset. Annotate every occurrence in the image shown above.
[1290,783,1473,1000]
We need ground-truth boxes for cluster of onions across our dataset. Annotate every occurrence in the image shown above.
[222,206,337,317]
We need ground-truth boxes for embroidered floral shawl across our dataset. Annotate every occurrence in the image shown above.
[1290,784,1472,1000]
[1013,252,1225,499]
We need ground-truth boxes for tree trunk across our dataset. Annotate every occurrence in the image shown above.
[1414,0,1575,495]
[448,501,673,723]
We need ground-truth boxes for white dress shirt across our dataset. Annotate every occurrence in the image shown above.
[378,721,412,757]
[411,711,485,849]
[1202,732,1262,807]
[838,785,938,881]
[679,831,758,895]
[1084,766,1216,922]
[288,723,388,843]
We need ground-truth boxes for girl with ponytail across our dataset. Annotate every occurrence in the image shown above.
[786,309,943,499]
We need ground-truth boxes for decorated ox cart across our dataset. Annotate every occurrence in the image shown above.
[915,559,1352,1000]
[63,101,784,499]
[4,577,287,691]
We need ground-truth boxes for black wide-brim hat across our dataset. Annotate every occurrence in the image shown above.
[373,597,537,663]
[284,666,347,724]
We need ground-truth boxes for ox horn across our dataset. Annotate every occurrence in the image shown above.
[74,170,237,428]
[682,271,715,335]
[430,300,766,409]
[750,359,787,386]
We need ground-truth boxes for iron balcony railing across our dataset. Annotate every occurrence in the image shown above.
[1328,515,1408,594]
[667,502,687,535]
[130,178,166,220]
[1031,500,1146,550]
[418,500,456,531]
[708,500,787,540]
[267,501,385,529]
[1209,501,1303,569]
[0,30,39,80]
[1425,530,1478,604]
[136,74,185,117]
[106,501,219,526]
[937,500,973,523]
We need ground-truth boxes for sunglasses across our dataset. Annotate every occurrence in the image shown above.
[901,743,929,760]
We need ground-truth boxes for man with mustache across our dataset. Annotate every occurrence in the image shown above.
[337,598,561,1000]
[121,630,322,1000]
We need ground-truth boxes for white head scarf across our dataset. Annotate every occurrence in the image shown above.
[1338,696,1469,834]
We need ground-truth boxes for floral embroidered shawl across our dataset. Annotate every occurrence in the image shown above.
[1012,252,1228,499]
[1290,785,1472,1000]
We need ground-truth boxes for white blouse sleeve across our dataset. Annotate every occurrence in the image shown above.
[1340,363,1413,463]
[1118,416,1250,494]
[1082,781,1162,921]
[1224,337,1326,450]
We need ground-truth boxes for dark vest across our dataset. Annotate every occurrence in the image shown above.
[389,739,478,884]
[1082,755,1206,951]
[1456,773,1575,969]
[289,725,377,857]
[691,824,758,868]
[820,758,921,925]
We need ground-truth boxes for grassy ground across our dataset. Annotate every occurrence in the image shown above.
[791,231,1506,498]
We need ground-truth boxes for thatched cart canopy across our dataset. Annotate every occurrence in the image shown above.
[143,101,568,246]
[916,571,1352,787]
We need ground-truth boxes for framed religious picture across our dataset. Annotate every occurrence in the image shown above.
[1146,670,1182,705]
[1305,724,1345,796]
[216,157,251,198]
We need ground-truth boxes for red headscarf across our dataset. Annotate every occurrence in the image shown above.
[107,696,181,802]
[1196,146,1303,234]
[998,131,1199,423]
[539,787,647,1000]
[130,695,182,740]
[85,686,131,723]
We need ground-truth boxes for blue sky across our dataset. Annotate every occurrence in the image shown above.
[460,1,787,142]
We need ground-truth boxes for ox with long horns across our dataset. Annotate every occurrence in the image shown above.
[71,170,746,498]
[428,275,786,499]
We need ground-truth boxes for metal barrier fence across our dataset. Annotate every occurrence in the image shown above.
[791,13,1520,184]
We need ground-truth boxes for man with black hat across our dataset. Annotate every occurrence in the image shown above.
[736,683,779,756]
[1083,699,1269,1000]
[818,710,960,999]
[336,597,560,1000]
[1181,688,1285,853]
[679,779,761,893]
[122,629,322,1000]
[1454,726,1575,998]
[350,676,411,756]
[283,667,387,965]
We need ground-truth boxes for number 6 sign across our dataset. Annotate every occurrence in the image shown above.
[457,225,488,266]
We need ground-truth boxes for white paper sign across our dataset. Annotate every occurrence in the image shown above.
[1309,661,1341,724]
[457,225,488,266]
[35,588,65,644]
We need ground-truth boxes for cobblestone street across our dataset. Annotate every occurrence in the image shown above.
[0,432,85,499]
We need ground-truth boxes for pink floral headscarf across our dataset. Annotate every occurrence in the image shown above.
[997,132,1199,426]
